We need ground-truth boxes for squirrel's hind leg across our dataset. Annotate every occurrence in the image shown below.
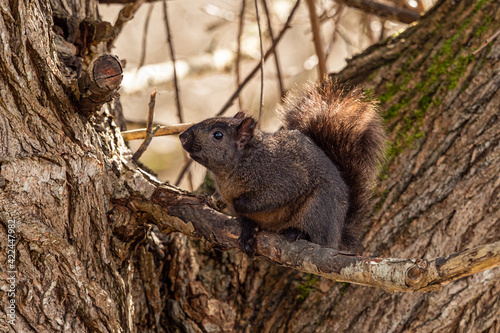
[281,228,311,242]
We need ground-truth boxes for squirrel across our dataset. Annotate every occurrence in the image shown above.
[179,80,386,256]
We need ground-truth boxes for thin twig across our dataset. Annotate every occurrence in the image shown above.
[175,159,193,187]
[216,0,301,117]
[261,0,285,97]
[336,27,353,54]
[415,0,425,13]
[107,0,147,51]
[306,0,327,79]
[138,3,155,69]
[99,0,152,3]
[379,19,386,42]
[254,0,264,123]
[133,91,158,161]
[163,0,183,123]
[334,0,419,24]
[324,5,344,61]
[132,126,160,162]
[473,29,500,56]
[177,0,300,186]
[236,0,246,110]
[121,123,193,141]
[99,0,420,24]
[163,0,192,189]
[122,122,195,188]
[362,12,376,45]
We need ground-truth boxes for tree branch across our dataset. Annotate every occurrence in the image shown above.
[163,0,183,123]
[132,90,158,162]
[261,0,286,97]
[235,0,246,110]
[124,180,500,293]
[216,0,301,117]
[107,0,147,51]
[306,0,327,79]
[473,28,500,56]
[99,0,156,3]
[334,0,420,24]
[98,0,419,24]
[254,0,265,123]
[162,0,193,189]
[138,3,154,69]
[121,123,192,141]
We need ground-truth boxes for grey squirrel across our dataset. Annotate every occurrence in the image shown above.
[179,80,386,256]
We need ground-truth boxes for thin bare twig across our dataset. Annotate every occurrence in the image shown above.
[177,0,299,186]
[107,0,147,51]
[163,0,192,189]
[122,122,195,189]
[121,123,193,141]
[254,0,265,123]
[378,19,386,42]
[133,91,158,161]
[99,0,152,3]
[473,29,500,56]
[99,0,420,24]
[138,3,155,69]
[236,0,246,110]
[415,0,425,13]
[261,0,285,97]
[216,0,301,117]
[306,0,327,79]
[336,27,353,54]
[163,0,183,122]
[324,5,344,61]
[174,159,194,186]
[334,0,420,24]
[362,13,376,45]
[132,126,160,161]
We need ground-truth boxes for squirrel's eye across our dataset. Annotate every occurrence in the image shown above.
[213,131,223,140]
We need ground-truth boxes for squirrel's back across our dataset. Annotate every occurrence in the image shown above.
[278,80,386,250]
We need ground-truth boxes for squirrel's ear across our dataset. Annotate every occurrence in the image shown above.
[236,117,256,150]
[234,111,246,119]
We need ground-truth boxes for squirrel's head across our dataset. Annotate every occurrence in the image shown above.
[179,112,257,173]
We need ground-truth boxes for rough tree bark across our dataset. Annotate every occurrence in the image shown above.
[0,0,498,333]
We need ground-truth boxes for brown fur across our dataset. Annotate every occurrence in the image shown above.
[179,80,386,255]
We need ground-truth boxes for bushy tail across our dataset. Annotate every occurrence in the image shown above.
[278,80,386,251]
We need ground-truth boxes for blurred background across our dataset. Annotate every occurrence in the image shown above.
[98,0,434,190]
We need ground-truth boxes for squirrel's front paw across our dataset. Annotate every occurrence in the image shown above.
[238,234,257,258]
[238,218,259,257]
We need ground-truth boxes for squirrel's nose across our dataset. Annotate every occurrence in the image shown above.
[179,129,193,151]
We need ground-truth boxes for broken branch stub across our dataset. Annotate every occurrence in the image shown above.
[74,54,123,116]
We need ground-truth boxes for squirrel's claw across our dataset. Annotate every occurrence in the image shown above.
[281,228,311,242]
[238,218,259,258]
[238,235,257,258]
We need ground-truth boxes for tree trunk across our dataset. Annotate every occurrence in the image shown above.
[0,0,498,332]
